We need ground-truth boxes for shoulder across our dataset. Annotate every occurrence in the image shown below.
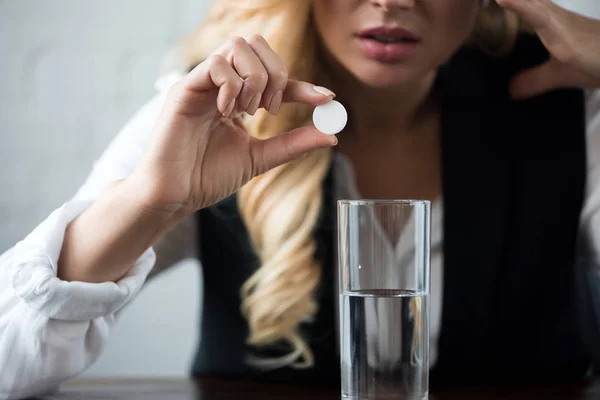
[586,89,600,142]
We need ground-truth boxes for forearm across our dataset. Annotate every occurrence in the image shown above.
[58,175,183,283]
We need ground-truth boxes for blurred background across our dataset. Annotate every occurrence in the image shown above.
[0,0,214,378]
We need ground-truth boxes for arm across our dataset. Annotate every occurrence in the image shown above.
[0,35,336,399]
[59,73,193,283]
[0,74,194,399]
[57,173,181,283]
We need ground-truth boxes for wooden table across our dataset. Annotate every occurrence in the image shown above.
[38,378,600,399]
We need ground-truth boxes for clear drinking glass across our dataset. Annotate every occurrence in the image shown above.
[338,200,431,400]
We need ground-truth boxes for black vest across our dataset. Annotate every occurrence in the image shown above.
[192,34,590,387]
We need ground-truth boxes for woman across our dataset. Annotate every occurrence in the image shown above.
[1,0,600,397]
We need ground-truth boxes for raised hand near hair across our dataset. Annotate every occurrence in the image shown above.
[133,35,336,217]
[495,0,600,99]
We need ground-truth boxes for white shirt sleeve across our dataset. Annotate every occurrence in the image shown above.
[0,72,189,399]
[581,89,600,256]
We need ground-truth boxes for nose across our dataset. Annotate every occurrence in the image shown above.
[369,0,415,12]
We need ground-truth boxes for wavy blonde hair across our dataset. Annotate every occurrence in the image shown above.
[170,0,521,370]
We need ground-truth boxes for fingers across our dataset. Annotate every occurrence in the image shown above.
[495,0,551,30]
[179,55,243,117]
[179,35,335,118]
[251,126,338,176]
[509,59,568,99]
[247,34,289,115]
[283,80,336,106]
[498,0,600,92]
[495,0,562,48]
[217,37,268,115]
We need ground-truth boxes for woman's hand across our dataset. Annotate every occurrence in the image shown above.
[132,35,336,218]
[495,0,600,99]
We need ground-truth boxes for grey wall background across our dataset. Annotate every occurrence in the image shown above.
[0,0,213,377]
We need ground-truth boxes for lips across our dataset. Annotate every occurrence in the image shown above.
[356,26,421,64]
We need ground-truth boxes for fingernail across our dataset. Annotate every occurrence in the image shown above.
[313,86,335,97]
[268,90,283,114]
[331,136,338,146]
[223,99,236,117]
[247,93,262,115]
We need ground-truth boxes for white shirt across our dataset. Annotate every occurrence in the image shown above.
[1,71,600,399]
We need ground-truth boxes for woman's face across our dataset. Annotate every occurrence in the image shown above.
[312,0,481,88]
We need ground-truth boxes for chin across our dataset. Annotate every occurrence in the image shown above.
[350,62,425,89]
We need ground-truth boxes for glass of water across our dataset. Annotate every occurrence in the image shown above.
[338,200,431,400]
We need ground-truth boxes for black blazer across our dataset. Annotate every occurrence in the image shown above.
[192,34,590,387]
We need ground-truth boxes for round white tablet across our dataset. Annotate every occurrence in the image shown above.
[313,100,347,135]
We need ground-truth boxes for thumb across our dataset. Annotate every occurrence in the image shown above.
[251,126,337,176]
[509,59,570,99]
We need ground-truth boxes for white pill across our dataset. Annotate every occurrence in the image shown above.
[313,100,347,135]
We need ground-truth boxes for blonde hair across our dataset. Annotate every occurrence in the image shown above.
[471,0,522,56]
[171,0,521,370]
